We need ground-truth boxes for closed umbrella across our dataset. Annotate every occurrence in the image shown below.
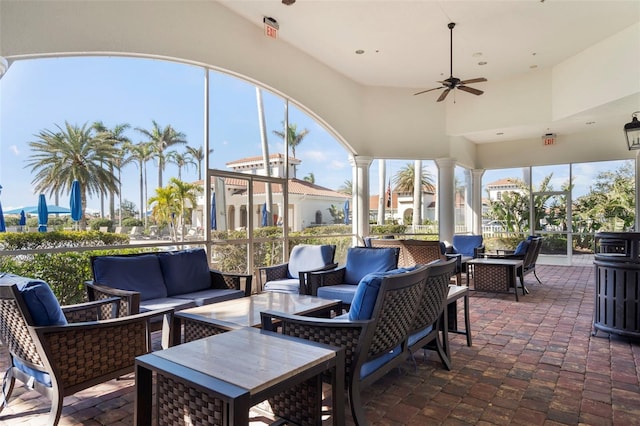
[19,210,26,232]
[261,202,268,227]
[343,199,350,225]
[37,194,48,232]
[211,193,217,230]
[70,180,82,222]
[0,200,5,232]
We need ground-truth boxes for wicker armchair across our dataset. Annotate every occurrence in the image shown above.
[261,265,429,425]
[0,275,171,425]
[256,244,337,294]
[369,239,444,267]
[407,258,456,370]
[489,235,544,286]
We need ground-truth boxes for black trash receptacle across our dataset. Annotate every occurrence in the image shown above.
[593,232,640,339]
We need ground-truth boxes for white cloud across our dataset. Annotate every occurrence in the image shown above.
[10,145,19,155]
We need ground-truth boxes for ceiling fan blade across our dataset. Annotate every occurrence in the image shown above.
[460,77,487,85]
[437,88,451,102]
[413,86,444,96]
[458,85,484,96]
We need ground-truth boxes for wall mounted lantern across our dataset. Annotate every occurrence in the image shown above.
[625,111,640,150]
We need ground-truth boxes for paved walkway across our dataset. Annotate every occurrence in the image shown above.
[2,264,639,425]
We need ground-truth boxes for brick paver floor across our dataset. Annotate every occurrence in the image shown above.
[2,264,639,425]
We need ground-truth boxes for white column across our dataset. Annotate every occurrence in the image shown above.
[350,155,373,244]
[378,159,386,224]
[436,158,456,242]
[472,169,485,235]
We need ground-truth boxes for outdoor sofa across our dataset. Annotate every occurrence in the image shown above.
[86,248,252,319]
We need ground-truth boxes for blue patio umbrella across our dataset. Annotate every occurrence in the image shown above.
[37,194,48,232]
[0,200,5,232]
[261,202,268,227]
[211,193,217,230]
[70,180,82,223]
[343,199,350,225]
[19,210,26,226]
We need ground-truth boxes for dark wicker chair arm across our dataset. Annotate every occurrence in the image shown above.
[33,308,171,391]
[210,270,253,296]
[261,310,370,383]
[85,281,141,317]
[307,267,346,296]
[298,263,339,295]
[254,262,289,292]
[474,245,486,258]
[62,297,121,322]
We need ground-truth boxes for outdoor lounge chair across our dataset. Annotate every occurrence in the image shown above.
[369,238,444,267]
[309,246,400,306]
[256,244,337,294]
[444,234,485,284]
[262,265,429,426]
[0,274,171,425]
[489,235,544,286]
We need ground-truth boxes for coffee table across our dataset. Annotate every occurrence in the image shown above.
[466,258,524,301]
[135,327,345,425]
[172,292,342,344]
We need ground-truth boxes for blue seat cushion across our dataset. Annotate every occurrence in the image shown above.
[264,278,301,294]
[451,235,483,257]
[317,285,359,305]
[1,274,67,326]
[287,245,334,278]
[93,254,167,301]
[13,357,52,387]
[408,324,434,347]
[514,240,530,256]
[359,344,402,379]
[343,247,398,285]
[348,268,412,321]
[158,249,212,296]
[173,289,244,306]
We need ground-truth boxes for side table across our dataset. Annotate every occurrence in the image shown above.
[467,258,524,301]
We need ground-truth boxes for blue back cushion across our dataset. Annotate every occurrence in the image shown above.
[92,254,167,301]
[452,235,483,257]
[158,249,212,296]
[348,268,412,321]
[344,247,398,285]
[287,245,334,278]
[1,274,67,326]
[514,240,530,256]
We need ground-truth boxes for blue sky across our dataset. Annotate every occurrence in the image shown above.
[0,56,625,215]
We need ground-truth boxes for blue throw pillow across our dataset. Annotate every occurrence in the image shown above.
[158,249,212,296]
[92,254,167,301]
[0,274,67,326]
[514,240,530,256]
[348,268,412,321]
[344,247,398,285]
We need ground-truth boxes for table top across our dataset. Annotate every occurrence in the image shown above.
[448,285,469,300]
[175,292,341,327]
[467,258,523,266]
[152,327,337,395]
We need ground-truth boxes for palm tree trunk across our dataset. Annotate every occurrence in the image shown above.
[138,160,144,221]
[413,160,422,228]
[256,88,273,225]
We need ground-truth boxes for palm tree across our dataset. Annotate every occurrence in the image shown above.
[185,145,208,181]
[126,141,155,223]
[393,162,435,194]
[303,173,315,183]
[338,179,352,196]
[148,178,201,242]
[136,120,187,189]
[27,121,119,229]
[166,150,196,180]
[93,121,131,220]
[273,122,310,177]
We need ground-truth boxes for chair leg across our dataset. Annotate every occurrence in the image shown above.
[435,333,452,371]
[348,382,367,426]
[533,269,542,284]
[0,371,15,411]
[47,390,64,426]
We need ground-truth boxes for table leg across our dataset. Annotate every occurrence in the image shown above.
[442,303,450,362]
[511,266,519,302]
[171,315,182,346]
[333,349,346,426]
[463,293,472,347]
[134,364,152,426]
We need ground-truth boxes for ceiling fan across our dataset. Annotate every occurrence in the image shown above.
[414,22,487,102]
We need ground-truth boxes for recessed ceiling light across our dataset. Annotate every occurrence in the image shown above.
[473,52,483,58]
[478,61,487,66]
[530,65,538,69]
[586,121,596,125]
[496,132,504,136]
[355,49,365,55]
